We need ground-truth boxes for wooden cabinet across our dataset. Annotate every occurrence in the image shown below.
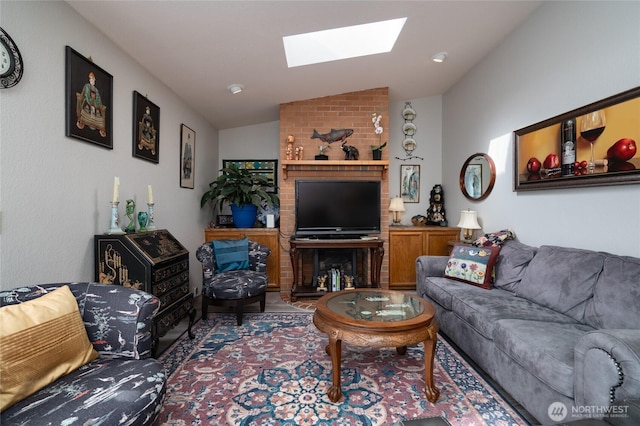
[94,229,195,347]
[389,226,459,289]
[204,228,280,290]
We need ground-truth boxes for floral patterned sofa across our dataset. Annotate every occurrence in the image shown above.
[0,282,166,425]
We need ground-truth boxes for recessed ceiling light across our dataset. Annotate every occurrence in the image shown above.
[432,52,447,63]
[228,84,244,94]
[283,17,407,68]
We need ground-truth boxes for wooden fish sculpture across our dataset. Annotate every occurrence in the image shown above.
[311,128,353,144]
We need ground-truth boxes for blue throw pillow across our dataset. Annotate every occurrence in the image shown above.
[212,237,249,273]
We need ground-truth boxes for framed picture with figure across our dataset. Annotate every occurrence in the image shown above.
[400,164,420,203]
[65,46,113,149]
[180,124,195,189]
[132,91,160,163]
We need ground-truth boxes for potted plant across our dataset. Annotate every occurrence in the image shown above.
[371,141,387,160]
[200,163,279,228]
[371,113,387,160]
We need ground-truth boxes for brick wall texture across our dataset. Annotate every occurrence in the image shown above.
[278,87,390,293]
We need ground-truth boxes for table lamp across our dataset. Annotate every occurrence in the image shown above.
[457,209,481,242]
[389,196,405,226]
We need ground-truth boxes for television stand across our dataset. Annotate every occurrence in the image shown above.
[289,238,384,301]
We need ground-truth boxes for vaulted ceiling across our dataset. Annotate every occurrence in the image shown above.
[67,1,542,129]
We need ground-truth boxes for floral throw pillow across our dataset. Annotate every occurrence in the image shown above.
[444,245,501,289]
[472,229,516,248]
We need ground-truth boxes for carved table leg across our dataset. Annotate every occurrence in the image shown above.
[423,318,440,403]
[327,337,343,403]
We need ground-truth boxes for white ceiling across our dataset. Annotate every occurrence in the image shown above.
[66,1,542,130]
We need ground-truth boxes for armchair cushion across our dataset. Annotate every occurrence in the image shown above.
[0,285,98,411]
[212,237,250,272]
[202,269,268,299]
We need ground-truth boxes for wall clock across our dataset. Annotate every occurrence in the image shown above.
[0,27,24,89]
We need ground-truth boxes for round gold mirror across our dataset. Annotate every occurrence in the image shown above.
[459,153,496,201]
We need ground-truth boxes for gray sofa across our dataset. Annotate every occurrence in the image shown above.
[0,282,166,425]
[416,240,640,424]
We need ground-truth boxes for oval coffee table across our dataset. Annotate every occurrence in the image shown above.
[313,288,440,403]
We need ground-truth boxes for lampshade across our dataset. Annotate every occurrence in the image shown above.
[457,210,480,229]
[389,197,405,212]
[389,196,405,226]
[457,210,481,242]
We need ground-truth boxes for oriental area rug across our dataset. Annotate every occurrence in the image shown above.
[154,313,529,426]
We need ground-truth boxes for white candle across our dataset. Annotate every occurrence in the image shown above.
[112,177,119,203]
[148,185,153,204]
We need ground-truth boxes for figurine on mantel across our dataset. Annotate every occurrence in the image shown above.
[125,199,136,233]
[315,144,330,160]
[426,184,448,226]
[342,141,359,160]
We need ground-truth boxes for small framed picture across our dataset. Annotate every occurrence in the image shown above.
[180,124,195,189]
[401,164,420,203]
[132,91,160,163]
[65,46,113,149]
[216,215,234,227]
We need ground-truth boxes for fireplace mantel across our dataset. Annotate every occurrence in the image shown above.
[281,160,389,179]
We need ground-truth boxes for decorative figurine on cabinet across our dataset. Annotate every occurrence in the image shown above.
[344,275,355,290]
[317,275,328,292]
[125,199,137,233]
[426,184,447,226]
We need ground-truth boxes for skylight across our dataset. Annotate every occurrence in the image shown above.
[283,17,407,68]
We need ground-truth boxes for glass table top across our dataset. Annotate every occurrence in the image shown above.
[325,290,424,322]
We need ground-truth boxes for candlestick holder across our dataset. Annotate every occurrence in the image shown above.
[106,201,125,235]
[146,203,157,230]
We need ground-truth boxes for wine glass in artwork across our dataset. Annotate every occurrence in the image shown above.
[579,110,606,173]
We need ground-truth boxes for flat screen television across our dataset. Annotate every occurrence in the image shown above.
[295,180,381,237]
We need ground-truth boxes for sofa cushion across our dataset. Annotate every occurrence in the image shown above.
[450,288,582,340]
[212,237,250,272]
[421,276,579,339]
[0,358,165,424]
[584,254,640,330]
[493,319,595,398]
[492,240,538,293]
[0,285,99,411]
[420,277,459,310]
[444,245,500,289]
[516,245,605,322]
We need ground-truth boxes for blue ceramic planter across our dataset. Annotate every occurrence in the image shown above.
[230,204,258,228]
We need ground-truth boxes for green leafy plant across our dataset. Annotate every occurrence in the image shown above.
[200,163,279,217]
[371,141,387,151]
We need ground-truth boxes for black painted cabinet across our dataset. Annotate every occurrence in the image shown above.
[94,229,194,345]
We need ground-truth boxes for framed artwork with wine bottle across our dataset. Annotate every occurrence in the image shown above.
[514,86,639,191]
